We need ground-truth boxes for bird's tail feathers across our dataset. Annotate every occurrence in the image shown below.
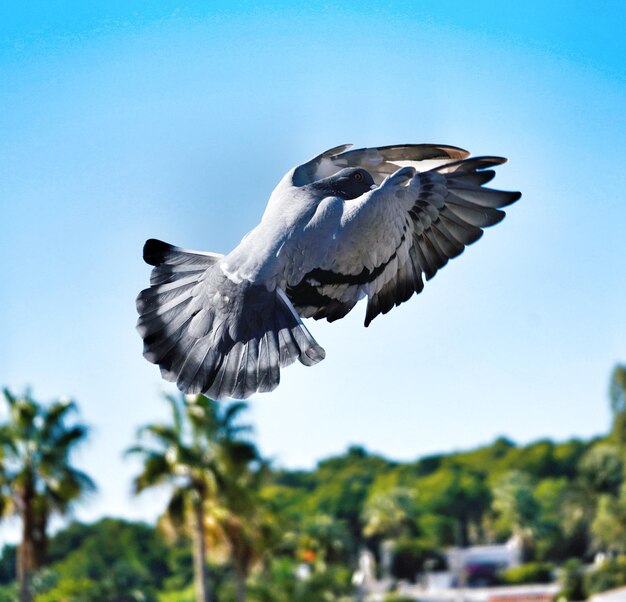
[136,240,325,400]
[142,238,224,282]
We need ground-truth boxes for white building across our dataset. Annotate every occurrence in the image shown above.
[448,537,523,583]
[422,537,524,589]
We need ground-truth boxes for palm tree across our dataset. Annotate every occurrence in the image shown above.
[214,452,272,602]
[0,388,96,602]
[127,393,259,602]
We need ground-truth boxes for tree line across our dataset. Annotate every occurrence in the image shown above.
[0,365,625,601]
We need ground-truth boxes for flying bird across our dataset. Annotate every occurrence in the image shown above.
[137,144,521,400]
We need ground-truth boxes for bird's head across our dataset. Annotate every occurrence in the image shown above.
[311,167,376,200]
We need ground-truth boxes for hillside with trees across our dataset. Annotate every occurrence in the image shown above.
[0,365,625,601]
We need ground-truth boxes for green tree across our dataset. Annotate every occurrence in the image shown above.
[33,518,172,602]
[212,451,271,602]
[560,558,586,601]
[362,487,419,541]
[295,513,351,567]
[0,389,95,602]
[533,478,586,561]
[362,486,420,576]
[552,442,626,559]
[507,440,561,479]
[579,443,623,496]
[418,465,490,547]
[591,495,625,554]
[610,365,626,451]
[305,446,393,544]
[492,470,539,557]
[127,393,257,602]
[586,556,626,596]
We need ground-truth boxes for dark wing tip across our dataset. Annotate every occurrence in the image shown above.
[479,156,508,166]
[143,238,173,266]
[494,190,522,208]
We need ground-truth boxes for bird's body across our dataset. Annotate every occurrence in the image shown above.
[222,184,324,289]
[137,144,521,400]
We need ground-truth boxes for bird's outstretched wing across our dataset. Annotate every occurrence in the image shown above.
[287,156,521,326]
[292,143,470,186]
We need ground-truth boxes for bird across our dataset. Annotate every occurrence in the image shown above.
[136,143,521,400]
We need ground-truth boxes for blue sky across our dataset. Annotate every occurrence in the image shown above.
[1,1,625,535]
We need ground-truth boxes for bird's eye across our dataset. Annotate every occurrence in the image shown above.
[353,172,363,182]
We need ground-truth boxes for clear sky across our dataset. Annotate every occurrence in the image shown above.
[1,1,625,539]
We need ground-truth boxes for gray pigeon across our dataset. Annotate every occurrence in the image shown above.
[137,144,521,400]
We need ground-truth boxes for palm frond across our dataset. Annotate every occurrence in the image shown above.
[164,393,184,438]
[138,424,182,447]
[0,424,19,456]
[41,398,78,438]
[40,425,90,465]
[124,443,153,457]
[222,401,249,427]
[132,452,172,493]
[165,487,188,528]
[2,388,16,406]
[224,441,260,467]
[11,395,38,439]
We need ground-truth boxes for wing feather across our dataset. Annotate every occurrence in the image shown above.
[292,143,470,186]
[286,156,521,325]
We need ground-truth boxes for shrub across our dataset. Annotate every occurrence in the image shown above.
[34,578,99,602]
[0,546,16,586]
[559,559,586,602]
[500,562,554,585]
[390,539,446,582]
[586,556,626,595]
[157,584,195,602]
[0,584,17,602]
[384,595,416,602]
[247,558,352,602]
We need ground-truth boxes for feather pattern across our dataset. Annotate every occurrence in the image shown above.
[286,154,521,326]
[137,144,521,399]
[136,239,325,400]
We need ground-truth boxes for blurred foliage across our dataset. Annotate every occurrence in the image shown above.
[586,556,626,596]
[579,443,624,495]
[363,487,420,540]
[558,555,626,600]
[0,546,16,586]
[499,561,553,585]
[127,393,262,602]
[31,519,172,601]
[300,445,394,543]
[417,464,491,547]
[559,558,586,601]
[492,471,539,536]
[157,584,195,602]
[247,557,352,602]
[610,365,626,450]
[389,539,446,582]
[591,492,626,554]
[0,388,95,600]
[3,365,626,599]
[1,427,626,599]
[0,584,17,602]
